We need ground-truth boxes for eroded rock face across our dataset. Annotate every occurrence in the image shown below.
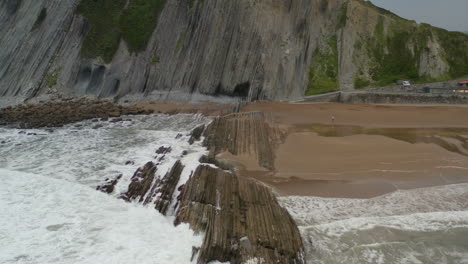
[2,0,465,103]
[175,165,305,264]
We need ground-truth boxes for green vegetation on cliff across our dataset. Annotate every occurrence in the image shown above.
[77,0,126,62]
[354,77,370,89]
[354,1,468,88]
[368,21,420,86]
[77,0,165,63]
[47,68,61,88]
[189,0,206,9]
[435,28,468,78]
[337,3,348,29]
[305,37,339,96]
[359,1,403,20]
[120,0,166,52]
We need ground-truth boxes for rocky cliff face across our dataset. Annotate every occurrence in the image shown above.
[1,0,467,104]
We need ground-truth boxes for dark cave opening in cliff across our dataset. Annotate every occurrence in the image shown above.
[233,82,251,99]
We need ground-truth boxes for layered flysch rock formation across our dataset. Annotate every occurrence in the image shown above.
[176,165,305,264]
[203,112,285,170]
[1,0,466,101]
[104,113,304,263]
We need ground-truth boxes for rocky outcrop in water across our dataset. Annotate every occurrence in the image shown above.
[189,124,205,145]
[176,165,305,264]
[1,0,466,103]
[153,160,185,215]
[111,110,305,263]
[96,174,122,194]
[121,162,158,203]
[116,159,305,263]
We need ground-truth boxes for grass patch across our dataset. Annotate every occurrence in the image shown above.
[337,3,348,29]
[47,68,61,88]
[151,53,160,65]
[120,0,166,53]
[354,77,371,89]
[77,0,166,63]
[77,0,126,63]
[305,36,339,96]
[358,0,404,20]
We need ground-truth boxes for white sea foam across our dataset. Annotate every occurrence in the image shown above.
[280,184,468,264]
[0,114,212,264]
[0,169,203,264]
[279,183,468,226]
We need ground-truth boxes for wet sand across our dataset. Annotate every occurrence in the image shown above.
[238,102,468,198]
[242,102,468,128]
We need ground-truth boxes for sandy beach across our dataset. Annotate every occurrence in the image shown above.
[238,102,468,198]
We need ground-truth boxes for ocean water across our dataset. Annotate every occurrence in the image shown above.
[0,114,212,264]
[280,184,468,264]
[3,113,468,264]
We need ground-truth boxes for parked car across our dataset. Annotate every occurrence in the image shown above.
[402,81,411,87]
[396,80,411,87]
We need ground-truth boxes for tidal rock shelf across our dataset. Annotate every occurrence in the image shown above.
[0,97,153,128]
[176,165,305,264]
[104,112,305,263]
[203,112,286,170]
[0,97,234,128]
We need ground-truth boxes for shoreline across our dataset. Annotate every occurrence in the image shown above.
[0,97,235,128]
[4,99,468,200]
[235,102,468,199]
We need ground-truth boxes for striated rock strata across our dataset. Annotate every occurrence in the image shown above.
[1,0,466,103]
[175,165,305,264]
[203,112,285,170]
[111,118,304,263]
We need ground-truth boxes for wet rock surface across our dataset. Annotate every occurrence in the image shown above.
[153,161,185,215]
[121,162,158,203]
[96,111,304,263]
[203,112,286,170]
[175,165,305,264]
[96,174,122,194]
[156,146,172,155]
[188,124,206,145]
[0,98,154,128]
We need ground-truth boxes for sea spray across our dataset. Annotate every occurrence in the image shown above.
[0,114,212,264]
